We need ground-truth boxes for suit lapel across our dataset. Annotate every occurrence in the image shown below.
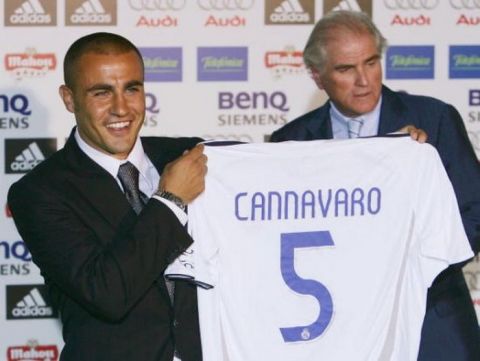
[62,130,133,229]
[305,102,334,139]
[378,86,409,136]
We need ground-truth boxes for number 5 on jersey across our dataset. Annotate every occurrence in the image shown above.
[280,231,334,342]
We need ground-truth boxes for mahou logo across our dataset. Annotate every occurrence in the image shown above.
[65,0,117,26]
[264,46,305,79]
[7,340,58,361]
[4,48,56,80]
[4,0,57,26]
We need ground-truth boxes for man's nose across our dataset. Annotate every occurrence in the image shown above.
[111,93,128,116]
[355,67,369,86]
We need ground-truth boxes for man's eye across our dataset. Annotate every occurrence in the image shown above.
[93,90,108,97]
[127,86,140,93]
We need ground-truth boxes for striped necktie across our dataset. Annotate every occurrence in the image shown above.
[117,162,148,214]
[348,118,364,138]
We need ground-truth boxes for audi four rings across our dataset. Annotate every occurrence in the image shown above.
[384,0,480,9]
[129,0,255,10]
[197,0,255,10]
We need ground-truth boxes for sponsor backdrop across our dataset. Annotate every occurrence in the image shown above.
[1,0,479,358]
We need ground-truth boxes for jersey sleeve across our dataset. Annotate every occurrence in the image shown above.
[413,144,474,286]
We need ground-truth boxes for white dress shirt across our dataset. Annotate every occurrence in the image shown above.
[74,129,187,225]
[329,97,382,139]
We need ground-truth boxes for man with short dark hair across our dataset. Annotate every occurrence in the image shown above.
[271,10,480,361]
[8,32,205,361]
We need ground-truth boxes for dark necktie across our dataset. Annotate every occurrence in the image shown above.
[117,162,147,214]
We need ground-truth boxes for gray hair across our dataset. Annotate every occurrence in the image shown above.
[303,10,387,72]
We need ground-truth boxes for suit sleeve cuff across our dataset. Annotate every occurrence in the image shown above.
[153,195,188,226]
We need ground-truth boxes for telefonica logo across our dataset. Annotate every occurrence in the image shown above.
[5,0,56,26]
[139,47,183,82]
[385,46,434,79]
[65,0,116,26]
[449,46,480,79]
[265,0,314,25]
[197,47,248,81]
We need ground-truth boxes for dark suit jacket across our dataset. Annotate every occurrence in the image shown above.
[271,85,480,360]
[8,130,203,361]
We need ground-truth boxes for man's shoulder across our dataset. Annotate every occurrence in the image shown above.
[141,136,203,165]
[385,86,449,110]
[141,136,202,149]
[270,104,328,142]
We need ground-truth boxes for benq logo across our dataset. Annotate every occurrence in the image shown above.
[0,94,32,115]
[470,90,480,106]
[7,284,59,320]
[217,91,289,126]
[0,94,32,129]
[218,91,289,111]
[0,240,32,262]
[0,240,32,276]
[5,138,57,174]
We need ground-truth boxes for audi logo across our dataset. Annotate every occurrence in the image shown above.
[128,0,186,11]
[197,0,255,11]
[450,0,480,9]
[383,0,439,9]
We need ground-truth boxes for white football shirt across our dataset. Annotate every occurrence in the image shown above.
[188,137,473,361]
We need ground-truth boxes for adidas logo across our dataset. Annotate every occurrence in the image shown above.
[270,0,310,23]
[9,0,51,24]
[10,142,45,172]
[70,0,112,24]
[332,0,361,12]
[11,287,53,318]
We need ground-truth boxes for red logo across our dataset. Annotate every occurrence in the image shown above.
[7,340,59,361]
[264,47,305,79]
[4,49,56,79]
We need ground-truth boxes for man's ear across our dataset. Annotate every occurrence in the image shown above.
[309,67,325,90]
[59,85,75,113]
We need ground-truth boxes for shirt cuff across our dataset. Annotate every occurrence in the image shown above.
[153,195,188,226]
